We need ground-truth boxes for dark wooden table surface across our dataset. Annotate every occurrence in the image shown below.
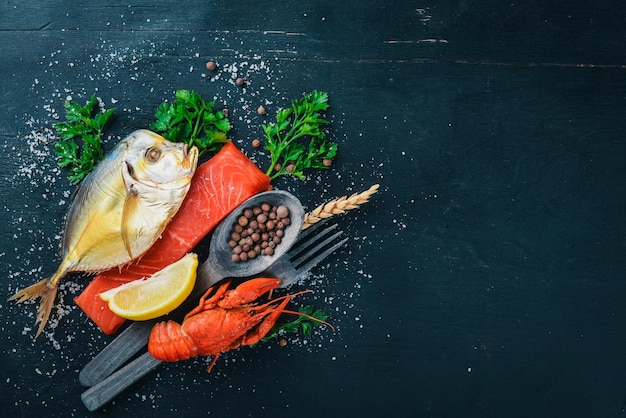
[2,1,626,417]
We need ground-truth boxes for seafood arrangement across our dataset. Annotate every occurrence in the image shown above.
[75,141,272,334]
[10,90,378,411]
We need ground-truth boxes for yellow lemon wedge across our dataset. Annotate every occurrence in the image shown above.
[99,253,198,321]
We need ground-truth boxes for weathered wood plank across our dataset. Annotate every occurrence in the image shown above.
[2,1,625,66]
[2,0,626,416]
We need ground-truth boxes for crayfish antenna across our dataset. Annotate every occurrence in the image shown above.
[280,308,335,331]
[254,289,313,311]
[255,289,335,331]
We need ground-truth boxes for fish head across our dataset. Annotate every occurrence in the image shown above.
[122,129,199,190]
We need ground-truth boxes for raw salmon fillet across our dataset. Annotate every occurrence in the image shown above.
[75,142,271,334]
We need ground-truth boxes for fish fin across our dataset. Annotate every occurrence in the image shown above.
[121,184,140,259]
[9,278,59,338]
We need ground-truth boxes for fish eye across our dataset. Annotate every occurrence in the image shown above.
[145,147,161,163]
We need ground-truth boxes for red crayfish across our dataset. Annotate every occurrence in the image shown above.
[148,277,332,372]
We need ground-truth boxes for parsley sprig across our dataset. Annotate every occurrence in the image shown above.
[53,93,115,184]
[52,90,337,184]
[262,305,330,342]
[262,91,337,180]
[150,90,231,157]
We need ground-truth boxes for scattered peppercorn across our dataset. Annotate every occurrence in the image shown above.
[252,138,261,148]
[279,338,288,347]
[323,158,333,167]
[236,77,245,86]
[206,61,217,71]
[257,105,266,115]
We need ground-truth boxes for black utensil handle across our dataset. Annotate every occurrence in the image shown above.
[81,352,162,411]
[79,319,154,387]
[79,261,223,387]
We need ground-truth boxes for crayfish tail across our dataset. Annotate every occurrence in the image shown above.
[148,320,198,362]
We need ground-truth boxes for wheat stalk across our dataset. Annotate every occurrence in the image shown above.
[301,184,380,230]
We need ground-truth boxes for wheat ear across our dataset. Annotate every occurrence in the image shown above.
[302,184,380,230]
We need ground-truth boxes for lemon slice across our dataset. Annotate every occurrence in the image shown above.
[99,253,198,321]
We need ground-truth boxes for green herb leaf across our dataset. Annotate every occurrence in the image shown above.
[53,93,115,184]
[262,91,336,180]
[261,305,331,342]
[64,101,84,123]
[150,89,231,157]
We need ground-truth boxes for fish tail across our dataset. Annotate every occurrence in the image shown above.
[9,278,59,338]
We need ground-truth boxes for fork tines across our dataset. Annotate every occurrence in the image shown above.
[288,221,348,270]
